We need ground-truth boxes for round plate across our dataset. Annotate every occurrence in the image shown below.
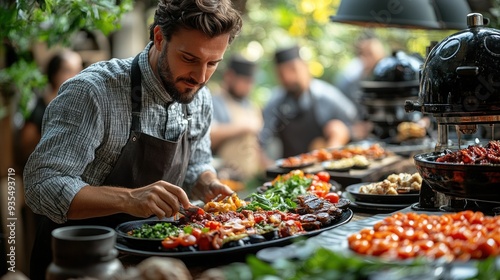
[342,192,410,211]
[321,160,353,172]
[345,183,420,204]
[276,158,315,170]
[115,210,354,261]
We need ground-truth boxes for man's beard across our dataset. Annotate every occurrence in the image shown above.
[227,84,245,101]
[157,47,204,104]
[285,82,303,98]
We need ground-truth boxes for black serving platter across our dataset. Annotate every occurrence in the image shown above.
[115,209,353,261]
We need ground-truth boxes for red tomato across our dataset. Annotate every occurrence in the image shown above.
[179,234,197,247]
[205,221,221,230]
[196,207,206,215]
[197,234,212,251]
[324,192,339,203]
[253,213,265,224]
[316,171,330,182]
[161,237,180,249]
[311,190,327,198]
[191,228,202,239]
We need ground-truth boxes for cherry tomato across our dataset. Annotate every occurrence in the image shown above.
[324,192,339,203]
[205,221,221,230]
[161,237,180,249]
[316,171,330,182]
[179,234,197,247]
[253,213,265,224]
[190,228,202,239]
[311,189,327,198]
[197,234,212,251]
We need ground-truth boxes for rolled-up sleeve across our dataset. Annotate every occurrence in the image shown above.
[183,88,216,192]
[23,81,104,224]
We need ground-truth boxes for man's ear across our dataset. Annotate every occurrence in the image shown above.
[153,25,164,51]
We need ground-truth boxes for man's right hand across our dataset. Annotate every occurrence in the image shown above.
[126,180,191,219]
[66,181,191,221]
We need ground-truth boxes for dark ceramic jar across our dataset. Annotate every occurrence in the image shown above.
[46,226,123,280]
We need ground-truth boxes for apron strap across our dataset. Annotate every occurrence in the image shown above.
[182,104,192,127]
[131,54,142,132]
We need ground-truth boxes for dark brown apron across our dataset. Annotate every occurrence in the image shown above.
[29,54,192,279]
[277,90,323,158]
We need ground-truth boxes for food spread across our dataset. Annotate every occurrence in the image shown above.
[358,172,422,195]
[437,140,500,164]
[348,211,500,261]
[279,144,389,168]
[124,170,349,252]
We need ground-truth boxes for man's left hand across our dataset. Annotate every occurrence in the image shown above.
[191,171,234,202]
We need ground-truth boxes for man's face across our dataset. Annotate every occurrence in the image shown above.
[226,71,254,100]
[276,59,308,97]
[157,28,230,104]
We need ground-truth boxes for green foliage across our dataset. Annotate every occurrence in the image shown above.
[213,0,457,108]
[221,246,434,280]
[0,60,46,119]
[2,0,133,52]
[0,0,133,119]
[485,0,500,29]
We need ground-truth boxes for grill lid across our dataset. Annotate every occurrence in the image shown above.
[406,13,500,120]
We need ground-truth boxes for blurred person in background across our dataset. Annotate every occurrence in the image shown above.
[16,50,83,168]
[260,45,358,159]
[210,54,265,185]
[334,32,387,140]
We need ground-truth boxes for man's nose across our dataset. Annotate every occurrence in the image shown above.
[190,65,208,84]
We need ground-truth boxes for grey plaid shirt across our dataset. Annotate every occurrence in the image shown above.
[23,42,215,223]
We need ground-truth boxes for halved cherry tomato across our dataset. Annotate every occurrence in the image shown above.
[316,171,330,182]
[161,237,180,249]
[205,221,221,230]
[311,189,327,198]
[197,233,212,251]
[324,192,339,203]
[179,234,197,247]
[191,228,202,239]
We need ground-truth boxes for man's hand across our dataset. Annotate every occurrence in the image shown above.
[190,171,233,203]
[67,181,191,221]
[127,180,191,219]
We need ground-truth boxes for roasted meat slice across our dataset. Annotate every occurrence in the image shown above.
[278,220,304,237]
[316,212,332,226]
[301,221,322,231]
[298,214,317,223]
[302,195,324,212]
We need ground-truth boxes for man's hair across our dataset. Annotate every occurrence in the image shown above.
[149,0,242,44]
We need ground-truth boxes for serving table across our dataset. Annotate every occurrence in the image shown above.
[266,155,416,187]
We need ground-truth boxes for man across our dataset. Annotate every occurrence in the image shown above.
[260,45,358,159]
[23,0,242,277]
[210,54,264,182]
[335,33,386,104]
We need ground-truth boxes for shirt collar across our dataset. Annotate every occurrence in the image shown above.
[139,42,174,104]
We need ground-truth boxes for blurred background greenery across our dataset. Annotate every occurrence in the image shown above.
[2,0,499,117]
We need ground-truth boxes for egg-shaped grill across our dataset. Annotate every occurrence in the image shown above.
[406,13,500,203]
[360,51,424,140]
